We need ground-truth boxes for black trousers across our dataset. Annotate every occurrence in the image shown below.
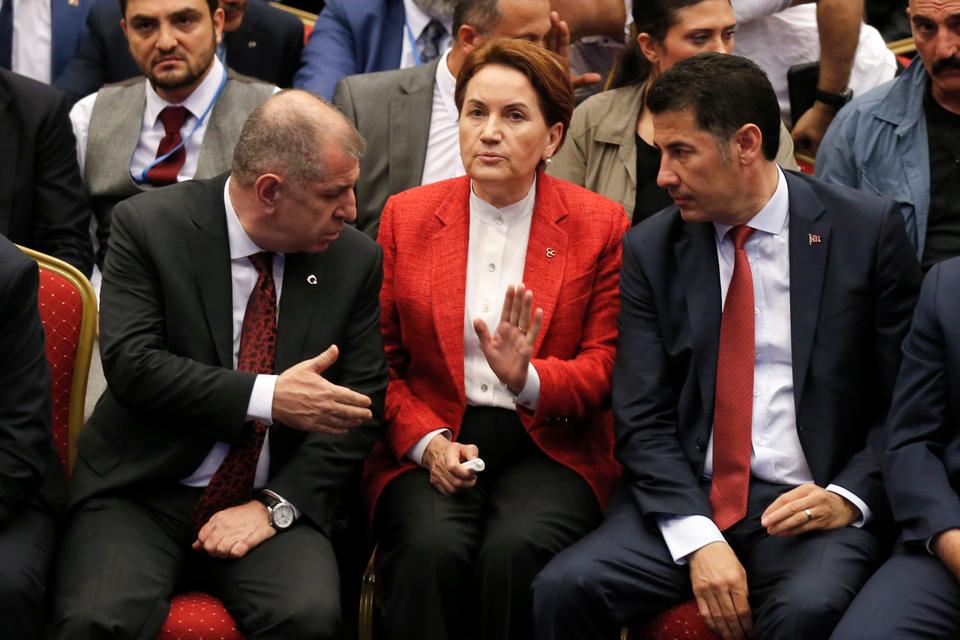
[375,407,602,640]
[0,502,58,640]
[48,484,342,640]
[533,480,887,640]
[831,546,960,639]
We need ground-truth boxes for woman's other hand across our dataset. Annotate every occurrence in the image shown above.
[423,434,481,495]
[474,283,543,393]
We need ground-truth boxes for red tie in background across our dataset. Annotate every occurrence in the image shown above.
[145,106,189,186]
[710,225,755,532]
[192,252,277,536]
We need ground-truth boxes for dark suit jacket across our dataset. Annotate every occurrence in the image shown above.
[0,236,65,525]
[363,173,629,520]
[0,69,93,276]
[332,59,437,238]
[614,170,920,527]
[71,173,387,532]
[884,257,960,546]
[50,0,95,82]
[54,0,303,104]
[294,0,404,100]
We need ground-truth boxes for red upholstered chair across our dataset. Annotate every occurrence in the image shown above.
[628,600,721,640]
[17,246,97,476]
[18,248,244,640]
[157,592,243,640]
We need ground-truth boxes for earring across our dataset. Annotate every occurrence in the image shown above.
[544,156,553,166]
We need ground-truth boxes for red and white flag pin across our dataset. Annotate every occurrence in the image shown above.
[808,233,822,246]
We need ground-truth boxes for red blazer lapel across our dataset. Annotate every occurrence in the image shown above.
[430,179,471,406]
[523,173,569,355]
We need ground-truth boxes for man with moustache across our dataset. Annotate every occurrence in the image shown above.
[69,0,273,268]
[817,0,960,272]
[49,90,387,639]
[54,0,303,105]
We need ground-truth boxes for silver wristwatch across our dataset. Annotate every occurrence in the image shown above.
[258,489,296,530]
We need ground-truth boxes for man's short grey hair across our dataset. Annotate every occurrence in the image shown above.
[413,0,457,19]
[231,89,366,188]
[452,0,501,38]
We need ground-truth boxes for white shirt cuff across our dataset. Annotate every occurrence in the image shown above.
[406,428,452,466]
[513,363,540,410]
[247,374,277,424]
[657,514,726,565]
[826,484,870,527]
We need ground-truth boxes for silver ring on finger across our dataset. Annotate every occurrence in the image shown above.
[804,508,814,522]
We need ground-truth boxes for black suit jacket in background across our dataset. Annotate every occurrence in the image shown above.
[613,170,920,528]
[54,0,304,104]
[884,257,960,546]
[0,70,93,276]
[70,173,387,533]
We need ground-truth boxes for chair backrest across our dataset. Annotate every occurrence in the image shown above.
[17,246,97,477]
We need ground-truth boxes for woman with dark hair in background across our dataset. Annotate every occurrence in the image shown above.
[363,37,628,640]
[548,0,798,224]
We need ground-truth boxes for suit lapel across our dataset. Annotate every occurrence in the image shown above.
[186,175,234,369]
[388,61,437,196]
[785,172,830,409]
[675,221,722,421]
[225,20,264,74]
[0,79,16,234]
[431,179,470,405]
[275,252,322,372]
[523,174,568,353]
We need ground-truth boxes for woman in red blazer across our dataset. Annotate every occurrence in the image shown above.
[363,39,629,640]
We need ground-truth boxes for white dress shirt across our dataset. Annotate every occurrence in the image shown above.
[657,168,870,564]
[420,48,465,185]
[406,180,542,465]
[399,0,452,69]
[70,56,228,180]
[181,177,281,488]
[11,0,52,83]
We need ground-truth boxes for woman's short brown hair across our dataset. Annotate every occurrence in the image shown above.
[454,38,574,150]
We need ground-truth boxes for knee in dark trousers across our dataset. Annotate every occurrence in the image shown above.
[757,573,851,640]
[262,590,342,640]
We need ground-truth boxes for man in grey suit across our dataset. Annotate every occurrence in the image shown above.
[70,0,274,268]
[49,90,387,639]
[332,0,554,238]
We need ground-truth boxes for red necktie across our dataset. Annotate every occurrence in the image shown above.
[192,252,277,535]
[710,225,755,531]
[145,106,189,186]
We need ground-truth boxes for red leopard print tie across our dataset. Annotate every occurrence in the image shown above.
[191,252,277,535]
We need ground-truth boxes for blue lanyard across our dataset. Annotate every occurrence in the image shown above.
[136,68,229,184]
[404,17,421,67]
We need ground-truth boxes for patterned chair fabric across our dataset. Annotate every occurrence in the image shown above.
[633,601,721,640]
[18,246,96,477]
[158,592,243,640]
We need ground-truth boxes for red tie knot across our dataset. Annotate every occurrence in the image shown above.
[248,252,274,276]
[729,225,754,251]
[157,106,189,136]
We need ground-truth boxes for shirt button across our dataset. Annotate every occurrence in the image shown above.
[487,263,496,272]
[482,303,490,312]
[480,384,488,392]
[495,216,504,225]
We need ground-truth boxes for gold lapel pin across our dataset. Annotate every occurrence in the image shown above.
[306,275,318,285]
[546,248,556,258]
[248,40,257,48]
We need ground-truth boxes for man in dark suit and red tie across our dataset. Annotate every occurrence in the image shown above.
[48,90,387,639]
[533,52,921,640]
[833,255,960,637]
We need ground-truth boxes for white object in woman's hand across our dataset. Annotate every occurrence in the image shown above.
[424,435,480,496]
[473,283,543,393]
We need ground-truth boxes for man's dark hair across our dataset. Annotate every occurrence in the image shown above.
[453,0,502,39]
[118,0,218,19]
[647,52,781,161]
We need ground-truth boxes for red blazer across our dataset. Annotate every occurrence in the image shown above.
[363,172,629,520]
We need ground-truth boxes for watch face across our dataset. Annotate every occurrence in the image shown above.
[272,503,295,529]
